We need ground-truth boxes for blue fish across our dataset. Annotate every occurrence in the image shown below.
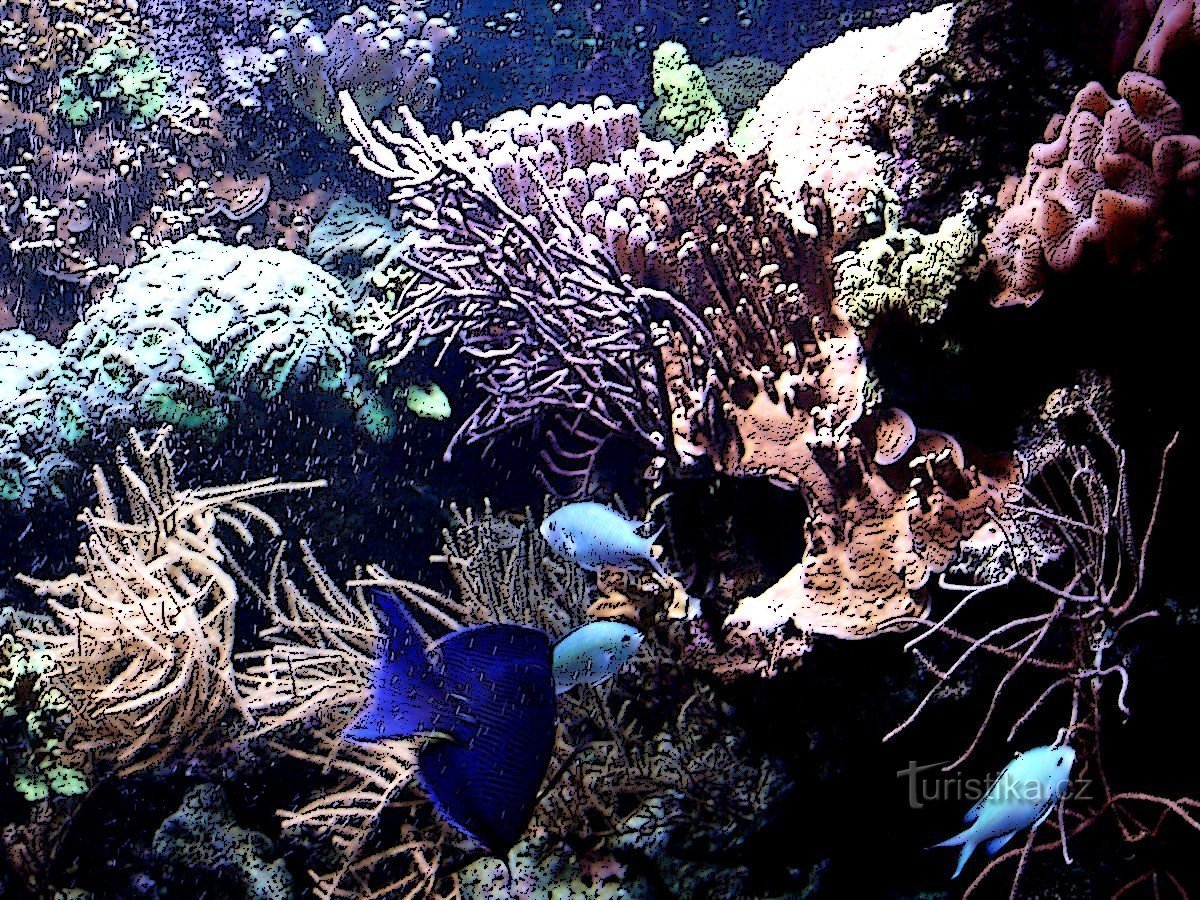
[552,621,643,694]
[540,502,666,575]
[345,590,557,853]
[932,745,1076,878]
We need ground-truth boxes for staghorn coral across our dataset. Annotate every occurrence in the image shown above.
[833,190,984,329]
[269,0,456,141]
[153,784,293,900]
[985,70,1200,306]
[18,428,324,774]
[736,4,957,251]
[648,147,1015,667]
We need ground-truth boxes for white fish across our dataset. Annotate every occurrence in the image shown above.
[552,621,643,694]
[540,501,665,575]
[932,745,1076,878]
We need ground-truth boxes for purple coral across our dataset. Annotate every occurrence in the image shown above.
[270,1,456,139]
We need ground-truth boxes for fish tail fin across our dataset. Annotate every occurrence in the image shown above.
[951,841,978,879]
[929,829,977,879]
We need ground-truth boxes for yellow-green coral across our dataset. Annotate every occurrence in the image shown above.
[0,621,87,803]
[646,41,723,144]
[834,193,983,329]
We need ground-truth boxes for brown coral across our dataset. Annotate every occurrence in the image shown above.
[650,149,1015,663]
[985,70,1200,306]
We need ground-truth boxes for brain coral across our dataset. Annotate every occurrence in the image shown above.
[1,238,395,504]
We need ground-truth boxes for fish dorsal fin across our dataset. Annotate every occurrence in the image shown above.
[420,624,557,852]
[344,590,442,743]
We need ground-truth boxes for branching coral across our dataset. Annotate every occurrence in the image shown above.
[341,91,699,487]
[269,0,456,141]
[985,70,1200,306]
[884,375,1195,896]
[19,428,324,774]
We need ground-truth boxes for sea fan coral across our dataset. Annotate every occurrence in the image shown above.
[341,92,698,480]
[19,428,323,774]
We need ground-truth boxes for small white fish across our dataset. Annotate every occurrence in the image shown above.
[552,621,643,694]
[932,745,1076,878]
[540,501,665,575]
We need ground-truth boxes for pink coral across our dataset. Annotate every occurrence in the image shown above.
[1135,0,1200,75]
[985,71,1200,307]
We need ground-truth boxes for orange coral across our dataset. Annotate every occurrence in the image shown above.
[985,71,1200,307]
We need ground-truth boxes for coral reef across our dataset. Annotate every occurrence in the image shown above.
[643,41,724,145]
[0,237,399,505]
[268,0,457,141]
[19,429,323,773]
[56,29,169,129]
[647,148,1015,664]
[341,92,697,489]
[0,611,86,804]
[833,191,984,329]
[885,376,1196,896]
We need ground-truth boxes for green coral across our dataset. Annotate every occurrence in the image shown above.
[1,237,404,504]
[57,31,168,129]
[645,41,723,145]
[153,784,293,900]
[0,612,88,804]
[834,192,984,329]
[644,45,784,146]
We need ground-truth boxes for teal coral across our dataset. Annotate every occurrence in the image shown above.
[57,30,168,129]
[153,784,293,900]
[0,612,87,804]
[834,193,984,329]
[0,237,400,504]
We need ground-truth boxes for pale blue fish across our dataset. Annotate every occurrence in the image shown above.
[552,621,643,694]
[540,501,666,575]
[932,745,1076,878]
